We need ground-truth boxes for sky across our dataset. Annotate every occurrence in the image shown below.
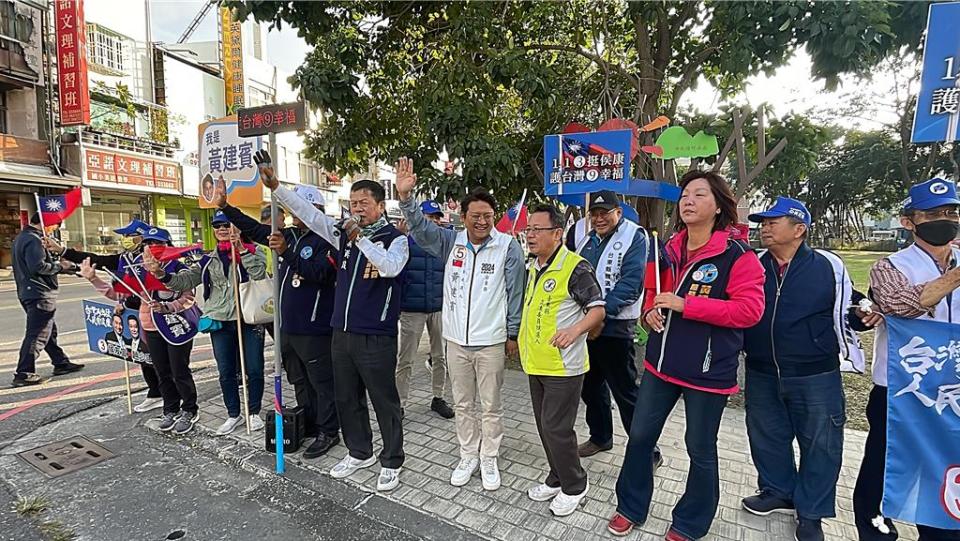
[149,0,310,74]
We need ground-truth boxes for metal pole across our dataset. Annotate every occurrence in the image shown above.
[268,131,284,474]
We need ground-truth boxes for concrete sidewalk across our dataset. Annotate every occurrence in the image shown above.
[187,352,917,541]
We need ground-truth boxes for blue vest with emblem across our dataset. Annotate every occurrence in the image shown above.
[400,238,444,313]
[330,224,405,336]
[646,240,750,390]
[278,227,338,336]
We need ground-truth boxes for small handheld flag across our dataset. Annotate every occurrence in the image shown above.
[38,188,82,224]
[496,192,528,234]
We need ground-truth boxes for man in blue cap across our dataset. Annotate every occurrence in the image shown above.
[854,178,960,541]
[742,196,868,541]
[395,200,454,419]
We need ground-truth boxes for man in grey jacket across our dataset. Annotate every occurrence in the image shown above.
[12,214,84,386]
[395,157,525,492]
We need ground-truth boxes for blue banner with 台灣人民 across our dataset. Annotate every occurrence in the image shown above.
[544,130,632,196]
[82,300,151,364]
[911,2,960,143]
[884,316,960,530]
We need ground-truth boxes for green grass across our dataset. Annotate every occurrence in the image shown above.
[13,495,49,518]
[834,249,887,289]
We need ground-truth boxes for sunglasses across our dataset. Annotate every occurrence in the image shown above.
[213,223,231,230]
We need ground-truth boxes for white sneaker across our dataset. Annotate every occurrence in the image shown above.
[133,397,164,413]
[377,467,401,491]
[480,457,501,491]
[549,482,589,517]
[450,457,479,486]
[248,415,265,431]
[528,482,562,502]
[330,455,376,479]
[215,416,244,436]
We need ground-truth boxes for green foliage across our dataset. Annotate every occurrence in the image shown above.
[226,0,928,207]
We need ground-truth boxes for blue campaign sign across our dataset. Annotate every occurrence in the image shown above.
[82,300,151,364]
[550,178,681,206]
[911,2,960,143]
[883,316,960,529]
[544,130,632,196]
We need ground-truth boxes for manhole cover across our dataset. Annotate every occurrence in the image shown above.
[17,436,115,478]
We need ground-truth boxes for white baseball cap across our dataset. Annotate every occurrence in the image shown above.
[294,184,325,208]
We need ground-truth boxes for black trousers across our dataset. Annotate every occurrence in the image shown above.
[140,363,162,399]
[16,299,69,375]
[530,374,588,494]
[145,331,197,415]
[281,333,339,437]
[331,331,403,469]
[853,385,960,541]
[582,336,639,446]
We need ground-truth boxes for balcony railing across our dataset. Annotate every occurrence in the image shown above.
[0,133,49,165]
[77,128,177,159]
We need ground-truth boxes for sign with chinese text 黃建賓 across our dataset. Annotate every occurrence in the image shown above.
[543,130,632,196]
[237,102,306,137]
[83,148,182,193]
[221,7,245,113]
[883,316,960,529]
[55,0,90,126]
[911,2,960,143]
[198,115,262,209]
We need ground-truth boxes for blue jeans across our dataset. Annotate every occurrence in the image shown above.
[616,372,727,539]
[745,368,845,519]
[210,321,264,417]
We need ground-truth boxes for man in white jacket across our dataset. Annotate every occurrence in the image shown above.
[395,158,525,491]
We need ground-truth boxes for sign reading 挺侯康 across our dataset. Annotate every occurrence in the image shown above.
[544,130,632,196]
[911,1,960,143]
[198,115,263,209]
[82,300,151,364]
[237,102,307,137]
[883,316,960,529]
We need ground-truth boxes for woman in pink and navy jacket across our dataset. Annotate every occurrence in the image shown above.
[607,171,765,541]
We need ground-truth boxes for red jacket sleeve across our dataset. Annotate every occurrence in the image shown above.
[682,250,765,329]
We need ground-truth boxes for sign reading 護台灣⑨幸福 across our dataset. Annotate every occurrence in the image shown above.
[911,2,960,143]
[543,130,632,196]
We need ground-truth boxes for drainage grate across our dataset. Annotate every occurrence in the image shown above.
[17,436,116,478]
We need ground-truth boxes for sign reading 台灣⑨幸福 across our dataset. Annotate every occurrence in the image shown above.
[911,2,960,143]
[543,130,632,197]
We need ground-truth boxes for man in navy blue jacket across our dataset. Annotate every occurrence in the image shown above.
[218,184,341,459]
[566,191,648,459]
[742,197,865,541]
[396,200,454,419]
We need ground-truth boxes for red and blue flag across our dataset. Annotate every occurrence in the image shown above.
[38,188,82,224]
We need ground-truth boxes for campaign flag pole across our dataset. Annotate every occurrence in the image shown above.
[510,189,528,235]
[32,193,46,238]
[230,241,252,435]
[269,131,285,474]
[653,230,662,317]
[100,265,146,414]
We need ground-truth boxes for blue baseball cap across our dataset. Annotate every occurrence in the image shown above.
[114,218,150,236]
[211,210,229,224]
[903,178,960,212]
[748,196,811,227]
[141,227,171,243]
[421,200,443,216]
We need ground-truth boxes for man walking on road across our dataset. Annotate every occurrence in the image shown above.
[395,200,455,419]
[396,157,525,492]
[12,213,84,386]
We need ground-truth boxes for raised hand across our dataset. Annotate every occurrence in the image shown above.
[142,245,162,275]
[79,257,97,280]
[213,176,228,208]
[254,149,278,190]
[395,157,416,201]
[267,232,287,253]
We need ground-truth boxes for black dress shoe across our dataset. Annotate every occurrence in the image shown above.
[11,373,44,387]
[52,362,85,376]
[302,434,340,459]
[431,397,455,419]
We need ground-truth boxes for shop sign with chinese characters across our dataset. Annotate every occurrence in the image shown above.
[84,148,182,192]
[55,0,91,126]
